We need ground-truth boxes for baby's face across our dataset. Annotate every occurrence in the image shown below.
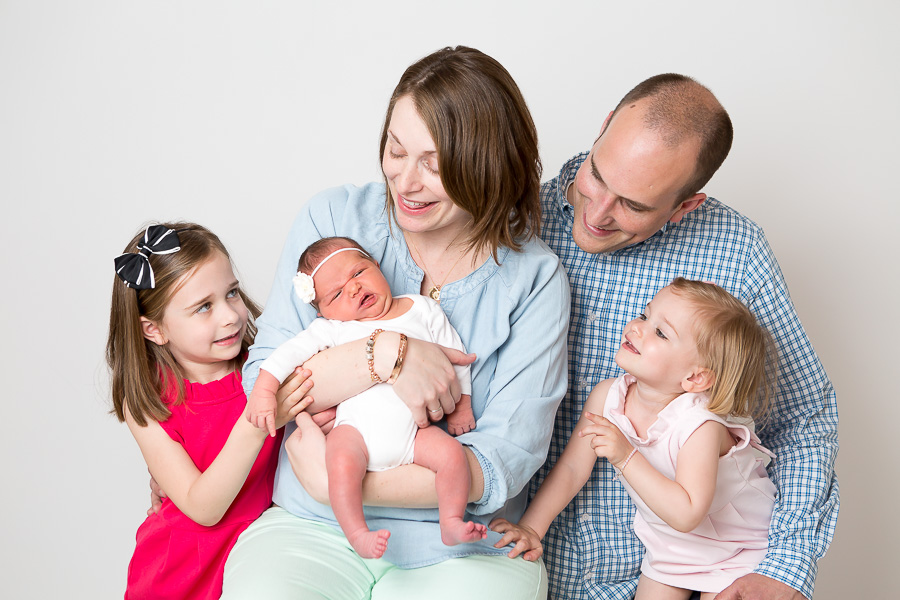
[313,250,394,322]
[614,286,704,393]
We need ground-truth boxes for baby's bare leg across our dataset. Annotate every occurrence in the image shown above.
[326,425,390,559]
[413,426,487,545]
[634,575,693,600]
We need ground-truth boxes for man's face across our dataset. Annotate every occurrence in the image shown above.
[568,99,707,254]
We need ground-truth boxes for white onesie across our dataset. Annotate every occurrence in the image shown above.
[260,294,471,471]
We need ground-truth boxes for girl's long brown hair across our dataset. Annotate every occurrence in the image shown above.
[106,222,261,426]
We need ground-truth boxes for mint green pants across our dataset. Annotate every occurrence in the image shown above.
[223,507,547,600]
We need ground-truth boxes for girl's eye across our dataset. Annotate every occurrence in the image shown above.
[656,328,668,340]
[333,290,342,301]
[638,313,647,321]
[353,270,364,277]
[389,150,405,160]
[196,303,211,314]
[226,288,239,299]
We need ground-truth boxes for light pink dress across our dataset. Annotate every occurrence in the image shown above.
[603,374,776,593]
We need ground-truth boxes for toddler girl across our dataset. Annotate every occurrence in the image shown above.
[107,223,312,599]
[246,236,487,559]
[492,278,777,599]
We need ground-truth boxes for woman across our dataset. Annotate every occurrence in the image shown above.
[224,46,570,599]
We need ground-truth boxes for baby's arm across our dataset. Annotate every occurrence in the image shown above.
[490,378,613,560]
[446,394,474,436]
[583,409,727,533]
[246,369,281,437]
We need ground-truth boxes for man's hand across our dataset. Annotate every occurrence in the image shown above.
[716,574,806,600]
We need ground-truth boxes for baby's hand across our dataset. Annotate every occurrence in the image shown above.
[246,390,278,438]
[580,412,633,465]
[446,393,475,436]
[489,517,543,561]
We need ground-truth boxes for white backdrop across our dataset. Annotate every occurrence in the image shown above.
[1,1,896,598]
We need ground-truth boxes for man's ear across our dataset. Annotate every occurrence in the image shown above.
[594,110,615,142]
[140,317,167,346]
[669,193,707,224]
[682,367,716,393]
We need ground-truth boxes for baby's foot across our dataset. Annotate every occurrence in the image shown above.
[440,518,488,546]
[347,528,391,559]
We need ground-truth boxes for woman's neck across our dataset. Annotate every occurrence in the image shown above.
[404,227,490,288]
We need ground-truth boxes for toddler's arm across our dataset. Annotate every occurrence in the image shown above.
[490,379,613,560]
[246,369,281,437]
[582,411,728,533]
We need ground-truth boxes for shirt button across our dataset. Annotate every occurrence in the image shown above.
[579,512,591,522]
[587,313,597,323]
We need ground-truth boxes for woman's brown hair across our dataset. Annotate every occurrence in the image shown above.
[669,278,777,422]
[106,222,261,426]
[379,46,541,261]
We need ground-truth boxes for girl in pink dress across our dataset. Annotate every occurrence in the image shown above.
[492,278,777,599]
[107,223,313,599]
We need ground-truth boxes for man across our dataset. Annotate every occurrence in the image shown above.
[536,74,838,600]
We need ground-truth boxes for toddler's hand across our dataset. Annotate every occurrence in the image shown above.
[489,517,543,561]
[580,412,633,466]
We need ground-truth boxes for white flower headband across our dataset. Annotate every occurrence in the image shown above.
[293,247,368,304]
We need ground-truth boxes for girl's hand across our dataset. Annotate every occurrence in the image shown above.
[274,367,315,430]
[580,412,634,467]
[489,518,544,561]
[147,470,167,516]
[285,412,329,503]
[391,338,476,428]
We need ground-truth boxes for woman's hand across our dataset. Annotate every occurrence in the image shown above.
[274,367,315,430]
[580,412,633,467]
[392,337,476,427]
[489,517,544,561]
[285,412,330,503]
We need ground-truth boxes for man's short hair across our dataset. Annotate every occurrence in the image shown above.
[611,74,733,202]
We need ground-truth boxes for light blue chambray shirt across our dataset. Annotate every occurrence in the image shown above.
[243,182,570,568]
[536,153,839,600]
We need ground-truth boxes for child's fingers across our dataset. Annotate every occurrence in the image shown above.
[523,547,543,562]
[266,415,276,438]
[493,531,516,549]
[582,410,603,423]
[510,541,528,559]
[489,517,510,532]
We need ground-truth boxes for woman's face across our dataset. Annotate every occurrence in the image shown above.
[382,95,470,237]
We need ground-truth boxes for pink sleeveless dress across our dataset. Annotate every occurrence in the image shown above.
[604,374,776,593]
[125,371,281,599]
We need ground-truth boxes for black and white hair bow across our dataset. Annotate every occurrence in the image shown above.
[114,225,181,290]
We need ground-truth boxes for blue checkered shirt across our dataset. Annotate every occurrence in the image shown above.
[535,153,839,600]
